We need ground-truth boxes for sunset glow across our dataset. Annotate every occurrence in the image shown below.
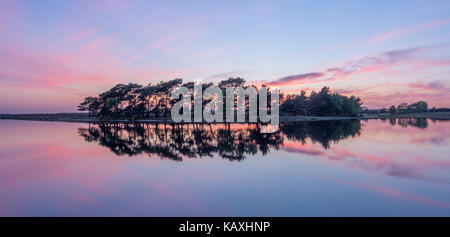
[1,0,449,112]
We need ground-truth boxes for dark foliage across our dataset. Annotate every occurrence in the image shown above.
[280,87,363,117]
[389,101,429,114]
[78,78,363,119]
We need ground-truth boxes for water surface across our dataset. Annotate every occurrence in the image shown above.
[0,118,449,216]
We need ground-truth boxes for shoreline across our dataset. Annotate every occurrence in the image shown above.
[1,112,449,123]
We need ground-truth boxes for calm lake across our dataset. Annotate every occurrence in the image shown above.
[0,118,449,216]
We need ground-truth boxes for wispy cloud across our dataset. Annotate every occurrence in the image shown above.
[333,18,450,49]
[0,47,116,90]
[270,44,449,87]
[268,44,450,107]
[409,81,445,90]
[207,70,246,80]
[67,22,114,44]
[367,18,450,43]
[267,72,324,86]
[269,45,431,87]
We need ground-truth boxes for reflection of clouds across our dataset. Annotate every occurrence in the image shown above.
[0,122,212,216]
[359,118,450,144]
[286,141,450,183]
[282,143,325,156]
[328,178,450,209]
[1,119,449,215]
[282,119,450,184]
[410,136,448,145]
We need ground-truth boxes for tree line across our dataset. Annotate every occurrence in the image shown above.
[280,86,363,117]
[78,78,252,118]
[78,77,363,119]
[388,101,428,114]
[362,101,449,115]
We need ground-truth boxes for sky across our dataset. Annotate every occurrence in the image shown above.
[0,0,450,113]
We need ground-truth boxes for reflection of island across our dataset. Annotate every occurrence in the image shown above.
[387,117,428,128]
[78,120,363,161]
[78,118,435,161]
[377,117,449,128]
[280,120,362,149]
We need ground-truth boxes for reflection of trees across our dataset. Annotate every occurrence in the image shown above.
[280,120,362,149]
[78,123,283,161]
[382,118,430,129]
[396,118,428,129]
[430,119,450,124]
[78,120,362,161]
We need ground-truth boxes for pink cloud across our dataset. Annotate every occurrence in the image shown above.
[267,72,325,86]
[0,36,198,112]
[333,81,450,108]
[269,44,450,108]
[360,90,450,108]
[409,81,444,90]
[270,45,432,87]
[0,47,116,89]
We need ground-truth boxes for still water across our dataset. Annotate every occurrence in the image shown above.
[0,118,449,216]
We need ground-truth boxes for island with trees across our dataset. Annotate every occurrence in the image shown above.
[1,77,449,122]
[75,78,364,120]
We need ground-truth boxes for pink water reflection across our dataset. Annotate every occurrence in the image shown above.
[0,119,449,216]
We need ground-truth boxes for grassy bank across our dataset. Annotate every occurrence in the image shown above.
[1,112,450,123]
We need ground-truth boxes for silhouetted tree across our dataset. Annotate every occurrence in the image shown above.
[287,87,363,116]
[280,91,307,116]
[78,96,100,117]
[408,101,428,113]
[389,105,397,114]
